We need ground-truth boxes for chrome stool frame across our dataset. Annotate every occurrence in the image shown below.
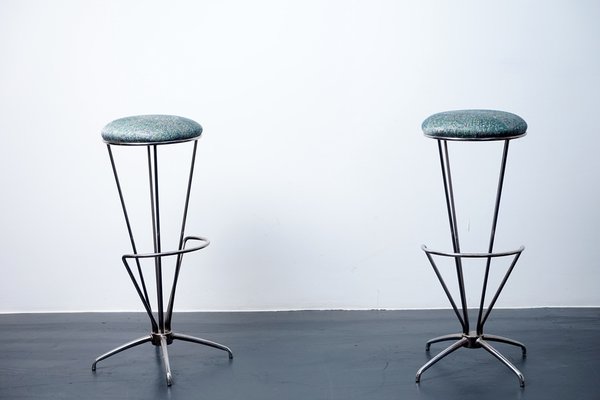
[416,136,526,387]
[92,137,232,386]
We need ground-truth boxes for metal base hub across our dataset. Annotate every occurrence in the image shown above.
[463,332,483,349]
[151,332,173,346]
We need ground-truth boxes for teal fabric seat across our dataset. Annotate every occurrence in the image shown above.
[101,115,203,145]
[422,110,527,140]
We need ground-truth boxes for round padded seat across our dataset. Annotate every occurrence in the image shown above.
[102,115,202,145]
[422,110,527,141]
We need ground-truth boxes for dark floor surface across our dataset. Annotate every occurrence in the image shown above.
[1,308,599,400]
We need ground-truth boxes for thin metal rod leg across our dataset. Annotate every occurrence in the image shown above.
[477,140,511,334]
[478,339,525,387]
[122,258,159,332]
[172,332,233,359]
[425,333,464,351]
[107,145,152,317]
[92,336,152,371]
[160,335,173,386]
[166,140,198,331]
[483,334,527,357]
[481,252,522,327]
[416,337,468,383]
[439,140,469,333]
[148,145,164,332]
[424,252,465,329]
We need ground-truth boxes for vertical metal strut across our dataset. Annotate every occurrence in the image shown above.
[166,140,198,331]
[148,145,164,333]
[107,145,155,331]
[438,140,468,333]
[477,140,510,334]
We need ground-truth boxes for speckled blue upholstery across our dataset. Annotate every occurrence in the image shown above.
[101,115,202,144]
[422,110,527,140]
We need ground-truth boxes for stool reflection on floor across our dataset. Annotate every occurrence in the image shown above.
[416,110,528,387]
[92,115,232,386]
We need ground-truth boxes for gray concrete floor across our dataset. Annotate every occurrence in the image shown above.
[0,308,599,399]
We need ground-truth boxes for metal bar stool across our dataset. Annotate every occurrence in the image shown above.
[92,115,232,386]
[415,110,528,387]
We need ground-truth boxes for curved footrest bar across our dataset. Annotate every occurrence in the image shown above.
[421,244,525,259]
[120,236,210,335]
[122,236,210,261]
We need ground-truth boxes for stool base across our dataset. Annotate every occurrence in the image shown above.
[92,331,233,386]
[416,331,526,387]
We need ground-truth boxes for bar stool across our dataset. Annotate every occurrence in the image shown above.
[92,115,233,386]
[415,110,527,387]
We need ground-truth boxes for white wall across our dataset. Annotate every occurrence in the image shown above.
[1,0,599,312]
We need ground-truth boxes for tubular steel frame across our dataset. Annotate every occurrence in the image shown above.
[92,139,232,386]
[415,138,527,387]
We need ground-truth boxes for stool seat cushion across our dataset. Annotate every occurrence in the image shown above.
[102,115,202,144]
[422,110,527,140]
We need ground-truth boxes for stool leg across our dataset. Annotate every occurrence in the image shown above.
[478,338,525,387]
[438,140,469,334]
[482,334,527,357]
[166,141,198,332]
[425,333,464,351]
[173,332,233,359]
[160,335,173,386]
[477,140,510,335]
[107,144,156,332]
[92,335,152,371]
[416,337,468,383]
[147,145,165,332]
